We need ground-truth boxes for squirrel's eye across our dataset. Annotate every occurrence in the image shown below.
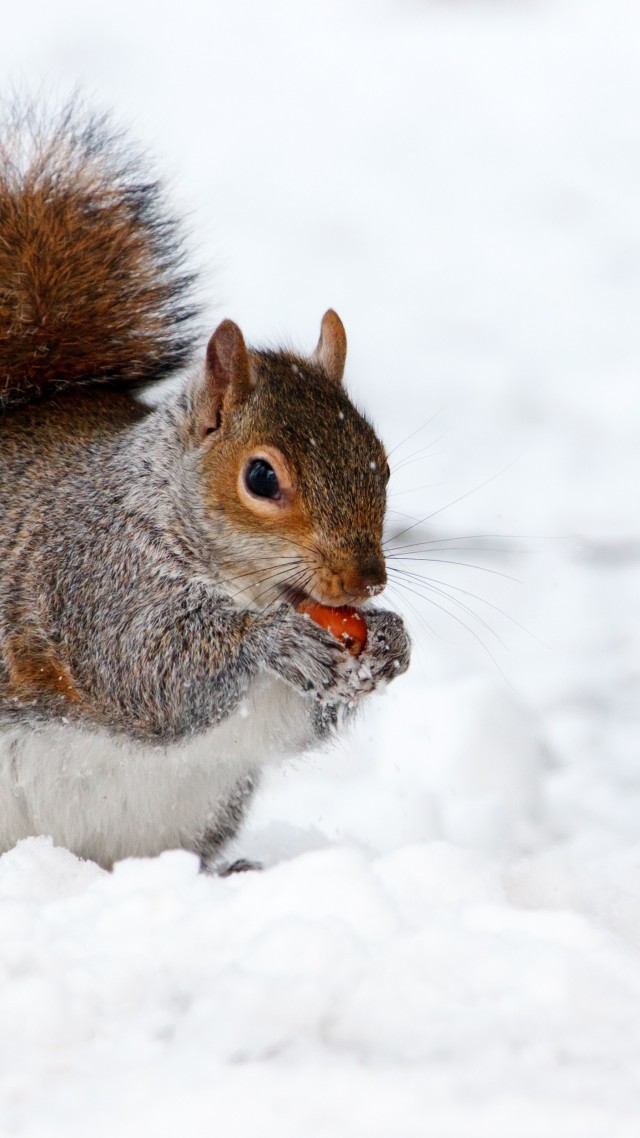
[245,459,280,499]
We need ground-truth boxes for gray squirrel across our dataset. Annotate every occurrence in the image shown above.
[0,103,410,869]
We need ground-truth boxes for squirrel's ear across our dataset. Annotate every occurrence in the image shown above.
[312,309,347,385]
[202,320,253,433]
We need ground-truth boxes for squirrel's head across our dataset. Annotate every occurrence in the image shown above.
[187,311,389,609]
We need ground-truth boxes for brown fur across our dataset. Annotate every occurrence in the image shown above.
[313,309,347,384]
[6,634,80,704]
[0,103,412,869]
[0,100,199,406]
[198,338,389,604]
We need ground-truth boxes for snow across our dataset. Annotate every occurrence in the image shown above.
[2,0,640,1134]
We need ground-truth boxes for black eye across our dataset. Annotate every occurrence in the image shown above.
[245,459,280,499]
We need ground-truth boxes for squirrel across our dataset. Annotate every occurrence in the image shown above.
[0,101,411,870]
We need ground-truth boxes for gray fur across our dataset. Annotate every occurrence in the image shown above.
[0,102,410,868]
[0,377,410,866]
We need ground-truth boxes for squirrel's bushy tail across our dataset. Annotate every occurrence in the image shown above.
[0,99,200,407]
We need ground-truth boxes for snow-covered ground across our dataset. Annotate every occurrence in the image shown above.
[2,1,640,1134]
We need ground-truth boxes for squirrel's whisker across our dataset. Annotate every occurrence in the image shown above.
[382,581,441,645]
[223,562,306,605]
[387,566,506,649]
[387,563,540,641]
[390,440,446,476]
[384,554,520,583]
[384,463,517,546]
[387,481,445,498]
[384,410,445,462]
[386,575,509,679]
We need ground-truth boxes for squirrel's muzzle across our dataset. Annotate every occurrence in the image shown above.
[310,547,387,606]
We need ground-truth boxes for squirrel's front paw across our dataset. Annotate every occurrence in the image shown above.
[364,609,411,681]
[304,608,411,710]
[346,609,411,697]
[254,606,410,706]
[256,608,356,702]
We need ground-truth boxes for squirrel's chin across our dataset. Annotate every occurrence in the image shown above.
[282,584,367,611]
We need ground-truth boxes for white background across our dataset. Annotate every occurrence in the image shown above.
[1,1,639,1134]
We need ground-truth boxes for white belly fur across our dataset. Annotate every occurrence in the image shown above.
[0,676,311,867]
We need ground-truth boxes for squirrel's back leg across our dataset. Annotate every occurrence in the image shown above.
[191,773,258,871]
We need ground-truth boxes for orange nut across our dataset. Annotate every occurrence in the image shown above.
[297,600,368,657]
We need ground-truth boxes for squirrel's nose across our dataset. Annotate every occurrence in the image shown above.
[342,553,387,599]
